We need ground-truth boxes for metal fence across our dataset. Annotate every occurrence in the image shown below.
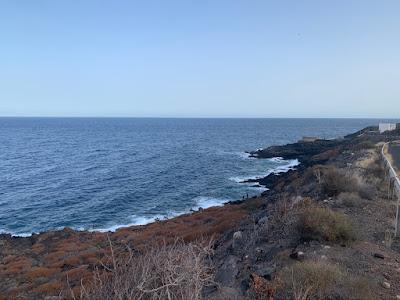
[381,142,400,236]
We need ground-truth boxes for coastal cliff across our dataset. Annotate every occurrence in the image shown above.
[1,126,400,299]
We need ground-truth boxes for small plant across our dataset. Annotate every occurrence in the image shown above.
[297,206,356,243]
[384,229,394,248]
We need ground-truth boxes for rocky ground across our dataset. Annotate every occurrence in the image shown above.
[1,125,400,299]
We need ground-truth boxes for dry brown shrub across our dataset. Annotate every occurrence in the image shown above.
[113,205,246,247]
[4,257,32,275]
[298,206,356,243]
[320,166,360,197]
[337,192,363,208]
[278,260,373,300]
[32,243,46,254]
[64,255,81,266]
[26,267,59,282]
[33,281,63,296]
[251,273,280,300]
[72,238,215,300]
[46,250,68,264]
[242,197,265,212]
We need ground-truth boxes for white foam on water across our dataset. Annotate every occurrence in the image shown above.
[229,158,300,184]
[193,196,230,209]
[272,159,300,174]
[93,214,168,232]
[0,228,37,237]
[248,185,269,191]
[229,175,264,183]
[2,158,300,236]
[268,157,284,162]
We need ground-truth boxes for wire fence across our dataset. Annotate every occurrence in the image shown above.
[381,142,400,236]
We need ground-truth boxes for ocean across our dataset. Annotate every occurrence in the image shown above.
[0,118,391,236]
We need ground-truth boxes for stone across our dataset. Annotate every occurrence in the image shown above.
[290,251,305,261]
[373,253,385,259]
[254,267,274,281]
[258,216,269,225]
[232,231,243,251]
[233,231,243,240]
[382,281,391,289]
[396,295,400,300]
[214,255,239,285]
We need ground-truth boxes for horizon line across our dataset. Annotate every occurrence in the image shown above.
[0,116,399,120]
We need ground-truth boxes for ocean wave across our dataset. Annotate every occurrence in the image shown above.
[272,159,299,173]
[193,196,229,209]
[91,196,230,233]
[2,158,298,236]
[0,228,37,237]
[236,152,257,159]
[268,157,284,162]
[93,214,169,232]
[229,158,300,183]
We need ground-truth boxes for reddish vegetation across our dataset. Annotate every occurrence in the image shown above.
[0,203,247,299]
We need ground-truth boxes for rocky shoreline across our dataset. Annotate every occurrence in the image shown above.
[2,124,400,299]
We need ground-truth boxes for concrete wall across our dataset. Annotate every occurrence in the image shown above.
[379,123,397,133]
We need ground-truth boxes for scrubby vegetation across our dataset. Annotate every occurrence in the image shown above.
[297,205,356,243]
[278,260,372,300]
[74,239,214,300]
[337,192,363,207]
[320,166,361,197]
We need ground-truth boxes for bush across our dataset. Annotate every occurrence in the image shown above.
[353,140,376,151]
[320,166,360,197]
[298,206,356,243]
[367,161,384,179]
[278,260,373,300]
[358,184,376,200]
[337,192,362,207]
[76,239,215,300]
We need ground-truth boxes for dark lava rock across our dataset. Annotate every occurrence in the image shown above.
[290,251,305,261]
[254,267,274,281]
[373,253,385,259]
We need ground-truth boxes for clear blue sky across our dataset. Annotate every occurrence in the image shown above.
[0,1,399,118]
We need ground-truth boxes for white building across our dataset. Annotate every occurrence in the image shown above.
[379,123,397,133]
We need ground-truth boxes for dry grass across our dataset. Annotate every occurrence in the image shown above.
[320,166,361,197]
[297,206,356,243]
[73,239,215,300]
[278,260,372,300]
[337,192,363,208]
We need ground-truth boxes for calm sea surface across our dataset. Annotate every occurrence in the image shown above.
[0,118,393,236]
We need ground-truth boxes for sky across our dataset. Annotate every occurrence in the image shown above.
[0,1,399,118]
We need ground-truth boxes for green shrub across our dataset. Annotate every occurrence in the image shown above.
[298,206,356,243]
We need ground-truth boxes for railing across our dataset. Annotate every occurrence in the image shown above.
[381,142,400,236]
